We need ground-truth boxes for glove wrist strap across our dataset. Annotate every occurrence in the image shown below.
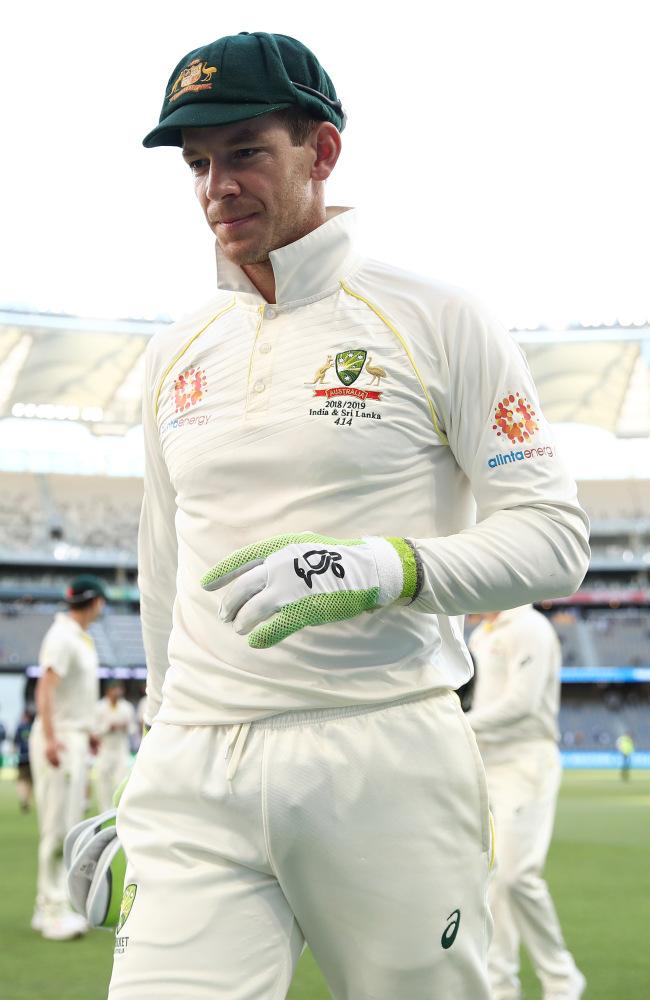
[385,537,422,603]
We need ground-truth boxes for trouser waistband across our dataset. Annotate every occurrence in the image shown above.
[225,688,448,784]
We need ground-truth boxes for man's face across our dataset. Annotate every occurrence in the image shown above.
[108,684,124,702]
[89,596,105,623]
[182,117,319,267]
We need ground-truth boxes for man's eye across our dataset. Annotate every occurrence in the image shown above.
[234,148,259,160]
[188,159,209,172]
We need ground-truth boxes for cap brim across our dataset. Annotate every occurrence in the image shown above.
[143,101,295,148]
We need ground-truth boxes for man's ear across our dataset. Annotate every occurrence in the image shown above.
[310,122,342,182]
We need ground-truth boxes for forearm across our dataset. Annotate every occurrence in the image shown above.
[467,693,535,733]
[36,677,57,742]
[411,501,589,616]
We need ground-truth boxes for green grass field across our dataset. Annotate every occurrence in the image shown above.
[1,771,648,999]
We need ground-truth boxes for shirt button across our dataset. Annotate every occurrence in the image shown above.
[254,381,265,394]
[265,307,277,319]
[259,343,272,354]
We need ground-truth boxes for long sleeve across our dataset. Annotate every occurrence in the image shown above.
[138,343,179,727]
[466,638,551,734]
[412,295,590,615]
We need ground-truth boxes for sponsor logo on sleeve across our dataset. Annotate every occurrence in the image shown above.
[488,444,556,468]
[488,390,555,467]
[492,392,539,444]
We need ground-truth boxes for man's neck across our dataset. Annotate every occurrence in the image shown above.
[68,609,89,631]
[241,261,277,304]
[239,203,329,304]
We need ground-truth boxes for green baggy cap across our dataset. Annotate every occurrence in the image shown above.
[143,31,346,148]
[65,575,108,605]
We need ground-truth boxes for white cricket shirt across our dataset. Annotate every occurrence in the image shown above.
[139,207,590,726]
[94,697,136,757]
[38,612,100,732]
[466,605,561,762]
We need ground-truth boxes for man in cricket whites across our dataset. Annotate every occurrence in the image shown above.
[94,681,137,812]
[30,574,105,940]
[73,30,589,998]
[467,608,586,1000]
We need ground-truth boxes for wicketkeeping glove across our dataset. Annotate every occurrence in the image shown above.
[201,531,422,648]
[63,726,149,929]
[64,809,126,928]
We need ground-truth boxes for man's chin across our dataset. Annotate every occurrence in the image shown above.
[217,242,270,267]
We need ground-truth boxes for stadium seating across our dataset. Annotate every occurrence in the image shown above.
[0,471,141,554]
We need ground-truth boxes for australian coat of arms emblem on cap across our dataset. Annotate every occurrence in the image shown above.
[167,59,218,102]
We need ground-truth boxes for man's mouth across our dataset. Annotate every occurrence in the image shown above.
[216,213,258,230]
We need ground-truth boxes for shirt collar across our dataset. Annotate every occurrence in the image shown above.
[56,611,84,635]
[215,206,360,307]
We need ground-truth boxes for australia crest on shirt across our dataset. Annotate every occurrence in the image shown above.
[306,348,387,426]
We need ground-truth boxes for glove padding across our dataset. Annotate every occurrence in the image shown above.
[201,531,421,648]
[64,809,126,929]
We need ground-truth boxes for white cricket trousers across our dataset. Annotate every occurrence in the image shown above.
[109,690,493,999]
[484,741,579,1000]
[29,719,89,909]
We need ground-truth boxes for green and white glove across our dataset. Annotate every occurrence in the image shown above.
[64,725,149,929]
[201,531,422,648]
[64,809,125,928]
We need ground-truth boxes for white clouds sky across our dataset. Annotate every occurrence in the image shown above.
[1,0,649,328]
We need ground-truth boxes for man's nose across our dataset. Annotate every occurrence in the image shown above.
[206,161,241,200]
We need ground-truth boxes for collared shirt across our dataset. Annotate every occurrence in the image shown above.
[466,605,562,760]
[38,612,100,732]
[138,207,589,726]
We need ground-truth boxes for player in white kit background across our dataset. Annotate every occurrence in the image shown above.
[30,574,105,940]
[66,30,590,999]
[94,682,136,813]
[467,606,587,1000]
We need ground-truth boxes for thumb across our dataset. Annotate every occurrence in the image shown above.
[201,531,318,592]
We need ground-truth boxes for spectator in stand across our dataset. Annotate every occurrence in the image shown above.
[14,705,36,812]
[615,732,635,780]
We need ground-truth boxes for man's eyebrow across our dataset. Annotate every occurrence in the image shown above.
[182,127,268,158]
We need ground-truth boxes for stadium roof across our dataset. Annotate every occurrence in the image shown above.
[0,309,648,437]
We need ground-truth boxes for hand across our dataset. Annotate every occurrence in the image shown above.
[201,531,421,648]
[45,737,65,767]
[88,734,101,755]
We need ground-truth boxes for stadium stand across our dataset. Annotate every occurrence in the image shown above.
[0,472,141,555]
[0,606,145,669]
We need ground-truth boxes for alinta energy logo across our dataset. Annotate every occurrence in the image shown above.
[488,391,555,468]
[173,366,207,414]
[492,392,539,444]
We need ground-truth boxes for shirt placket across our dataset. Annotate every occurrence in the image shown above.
[245,303,279,418]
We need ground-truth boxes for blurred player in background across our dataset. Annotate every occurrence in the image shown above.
[94,681,136,811]
[615,731,634,780]
[29,574,106,940]
[14,703,35,812]
[467,606,586,1000]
